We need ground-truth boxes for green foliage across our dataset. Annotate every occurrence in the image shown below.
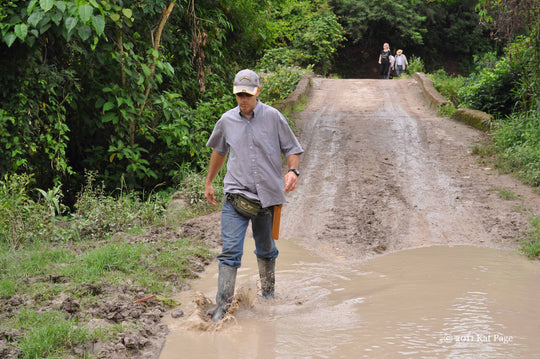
[218,0,272,62]
[330,0,426,48]
[35,185,64,224]
[259,47,305,71]
[1,0,106,47]
[261,0,345,75]
[152,82,234,185]
[521,216,540,259]
[417,0,497,72]
[0,170,169,248]
[476,0,540,43]
[0,174,52,248]
[73,172,167,240]
[458,55,519,117]
[0,61,76,187]
[407,55,425,74]
[14,309,89,359]
[331,0,498,75]
[457,35,538,118]
[178,172,217,207]
[258,66,311,104]
[505,35,540,113]
[430,68,465,106]
[0,0,298,196]
[493,111,540,186]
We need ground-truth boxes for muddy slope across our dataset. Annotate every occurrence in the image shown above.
[281,78,539,261]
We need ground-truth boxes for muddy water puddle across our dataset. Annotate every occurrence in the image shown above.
[160,240,540,358]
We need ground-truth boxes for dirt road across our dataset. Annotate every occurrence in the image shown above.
[155,77,540,359]
[279,77,540,260]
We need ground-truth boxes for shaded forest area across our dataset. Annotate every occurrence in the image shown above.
[331,0,507,78]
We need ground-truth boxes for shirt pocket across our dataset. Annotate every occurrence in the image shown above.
[255,130,280,155]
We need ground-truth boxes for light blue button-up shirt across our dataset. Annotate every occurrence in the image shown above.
[207,100,304,208]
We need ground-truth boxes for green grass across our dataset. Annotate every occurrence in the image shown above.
[0,173,217,358]
[521,217,540,259]
[430,69,465,106]
[14,310,90,359]
[0,229,213,358]
[427,66,540,260]
[489,187,522,201]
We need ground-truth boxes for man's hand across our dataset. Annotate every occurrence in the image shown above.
[284,171,298,193]
[284,154,301,193]
[204,150,226,206]
[205,184,217,206]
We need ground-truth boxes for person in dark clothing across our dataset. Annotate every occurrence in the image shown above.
[378,43,392,79]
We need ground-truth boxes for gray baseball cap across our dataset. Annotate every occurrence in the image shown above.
[233,69,260,95]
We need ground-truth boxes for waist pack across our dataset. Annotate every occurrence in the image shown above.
[226,193,269,219]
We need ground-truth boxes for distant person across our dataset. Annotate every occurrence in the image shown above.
[378,43,392,79]
[394,49,409,77]
[204,69,304,322]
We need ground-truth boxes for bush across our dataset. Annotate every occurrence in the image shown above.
[505,35,540,113]
[493,111,540,186]
[259,48,305,73]
[407,55,425,74]
[0,174,53,248]
[457,35,538,119]
[430,69,465,106]
[260,0,344,75]
[458,56,519,118]
[258,66,311,105]
[73,172,167,240]
[521,216,540,259]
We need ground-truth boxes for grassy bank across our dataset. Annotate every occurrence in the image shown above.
[426,67,540,259]
[0,172,219,358]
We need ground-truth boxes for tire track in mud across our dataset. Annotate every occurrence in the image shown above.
[282,79,404,259]
[378,85,485,248]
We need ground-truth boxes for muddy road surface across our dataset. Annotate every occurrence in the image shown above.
[282,77,539,260]
[158,78,540,358]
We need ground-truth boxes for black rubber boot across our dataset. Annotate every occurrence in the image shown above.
[212,265,237,322]
[257,257,275,299]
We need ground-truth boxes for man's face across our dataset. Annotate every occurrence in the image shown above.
[235,87,261,116]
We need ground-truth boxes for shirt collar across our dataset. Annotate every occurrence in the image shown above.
[238,99,261,119]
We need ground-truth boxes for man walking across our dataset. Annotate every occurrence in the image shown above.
[394,49,409,77]
[204,69,304,322]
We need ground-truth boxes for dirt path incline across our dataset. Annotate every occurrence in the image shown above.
[280,78,540,261]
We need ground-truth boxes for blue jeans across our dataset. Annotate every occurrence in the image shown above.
[217,199,279,268]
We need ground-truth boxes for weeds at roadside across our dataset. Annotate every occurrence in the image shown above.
[8,309,91,358]
[521,216,540,259]
[489,187,522,201]
[471,143,497,167]
[437,102,457,117]
[0,170,218,358]
[280,95,308,135]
